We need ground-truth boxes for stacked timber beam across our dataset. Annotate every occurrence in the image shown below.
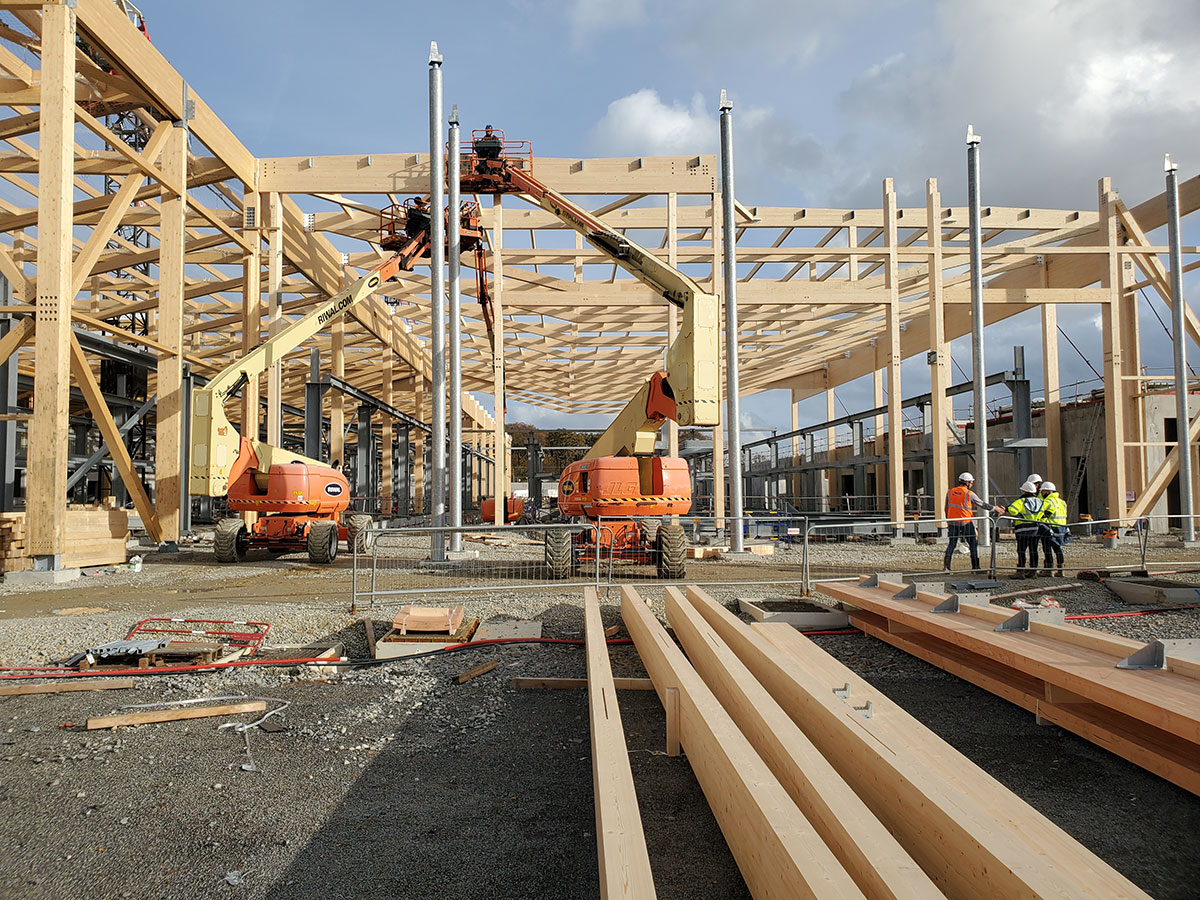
[0,508,128,573]
[820,574,1200,795]
[609,583,1152,899]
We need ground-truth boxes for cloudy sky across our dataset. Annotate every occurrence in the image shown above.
[142,0,1200,437]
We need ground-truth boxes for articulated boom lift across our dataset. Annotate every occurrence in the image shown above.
[190,201,485,564]
[462,130,720,578]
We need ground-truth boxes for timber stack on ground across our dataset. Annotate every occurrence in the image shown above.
[0,508,129,573]
[590,583,1155,899]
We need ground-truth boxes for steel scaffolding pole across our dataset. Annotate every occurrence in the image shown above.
[448,105,463,552]
[1166,154,1195,542]
[428,43,446,560]
[967,125,991,546]
[719,90,745,552]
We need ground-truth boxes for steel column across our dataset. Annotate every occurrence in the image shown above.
[967,126,991,545]
[719,90,744,551]
[1166,154,1195,541]
[305,347,323,460]
[428,43,447,558]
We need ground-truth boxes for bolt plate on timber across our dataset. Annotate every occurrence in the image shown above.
[860,572,902,588]
[832,683,850,699]
[1117,638,1200,670]
[892,581,942,599]
[995,606,1066,632]
[931,591,991,613]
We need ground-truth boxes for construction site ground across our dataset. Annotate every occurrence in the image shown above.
[0,535,1197,899]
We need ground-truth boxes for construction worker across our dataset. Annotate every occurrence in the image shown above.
[944,473,1005,572]
[474,124,503,170]
[1038,480,1068,577]
[1006,481,1044,578]
[1026,473,1043,492]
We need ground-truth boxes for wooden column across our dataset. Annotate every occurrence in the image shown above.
[926,179,950,531]
[265,191,283,446]
[1120,258,1146,498]
[712,418,725,523]
[27,1,75,559]
[492,194,506,524]
[381,321,393,517]
[872,355,885,508]
[1099,179,1128,524]
[155,125,187,542]
[667,192,679,458]
[883,179,904,532]
[790,389,800,505]
[240,188,261,440]
[1041,296,1063,487]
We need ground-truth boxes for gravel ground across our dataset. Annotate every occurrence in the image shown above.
[0,538,1196,899]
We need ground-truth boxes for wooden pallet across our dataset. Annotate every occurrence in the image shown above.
[0,509,128,572]
[820,574,1200,796]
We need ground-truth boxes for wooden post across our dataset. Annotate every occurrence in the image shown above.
[926,179,950,531]
[872,357,885,510]
[414,378,426,511]
[1099,179,1128,525]
[240,186,261,527]
[155,125,187,543]
[1121,257,1146,499]
[713,419,726,524]
[27,1,75,559]
[492,194,506,524]
[790,389,801,506]
[266,191,283,446]
[1041,296,1063,487]
[825,387,836,512]
[711,190,725,527]
[883,179,904,533]
[329,267,349,468]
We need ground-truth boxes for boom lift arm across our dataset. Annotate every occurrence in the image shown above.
[189,251,409,498]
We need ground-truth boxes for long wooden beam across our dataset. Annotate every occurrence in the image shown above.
[683,585,1153,900]
[583,587,656,899]
[662,587,941,900]
[619,585,866,900]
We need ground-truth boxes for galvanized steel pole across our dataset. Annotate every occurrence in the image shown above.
[1166,154,1195,542]
[719,90,745,552]
[429,43,446,560]
[967,125,991,546]
[448,106,463,552]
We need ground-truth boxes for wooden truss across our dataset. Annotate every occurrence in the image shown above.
[2,1,1197,554]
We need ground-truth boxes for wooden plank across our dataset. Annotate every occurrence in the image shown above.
[0,677,134,696]
[87,700,266,730]
[683,585,1151,900]
[620,585,866,900]
[455,659,498,685]
[663,587,943,900]
[511,676,656,691]
[821,578,1200,744]
[0,315,33,366]
[584,587,657,900]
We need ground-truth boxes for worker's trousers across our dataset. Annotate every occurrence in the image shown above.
[1015,531,1040,572]
[1040,532,1064,571]
[944,521,979,570]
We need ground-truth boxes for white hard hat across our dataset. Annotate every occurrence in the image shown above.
[1020,481,1037,493]
[959,472,974,483]
[1028,473,1042,483]
[1041,481,1056,492]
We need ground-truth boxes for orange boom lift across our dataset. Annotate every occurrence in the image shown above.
[190,201,487,564]
[461,129,720,578]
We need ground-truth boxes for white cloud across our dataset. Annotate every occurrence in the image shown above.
[565,0,647,49]
[589,89,715,157]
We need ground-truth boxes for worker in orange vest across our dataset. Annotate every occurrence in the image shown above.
[944,472,1005,572]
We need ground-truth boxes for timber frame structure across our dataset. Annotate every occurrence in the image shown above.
[0,1,1197,560]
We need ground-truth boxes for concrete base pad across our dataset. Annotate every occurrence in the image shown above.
[3,568,81,585]
[1168,538,1200,550]
[886,537,918,546]
[445,549,480,561]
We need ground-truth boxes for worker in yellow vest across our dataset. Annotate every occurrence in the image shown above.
[1006,481,1044,578]
[1038,481,1068,577]
[944,472,1005,572]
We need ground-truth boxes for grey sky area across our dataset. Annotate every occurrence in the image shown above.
[137,0,1199,435]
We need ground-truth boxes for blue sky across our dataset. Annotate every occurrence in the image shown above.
[141,0,1200,438]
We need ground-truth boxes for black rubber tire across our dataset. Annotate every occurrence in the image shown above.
[656,523,687,580]
[213,518,247,563]
[346,514,373,552]
[641,520,659,547]
[545,529,573,580]
[306,521,339,564]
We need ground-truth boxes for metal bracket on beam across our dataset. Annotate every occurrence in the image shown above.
[931,591,992,614]
[1116,638,1200,670]
[995,606,1066,632]
[860,572,902,588]
[892,581,942,600]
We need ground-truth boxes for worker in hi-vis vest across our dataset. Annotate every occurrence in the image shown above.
[1006,480,1045,578]
[944,472,1005,572]
[1038,480,1068,578]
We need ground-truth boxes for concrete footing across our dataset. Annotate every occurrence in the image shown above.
[3,567,80,585]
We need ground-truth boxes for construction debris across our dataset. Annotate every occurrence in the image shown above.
[87,700,267,731]
[0,677,134,697]
[455,659,498,684]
